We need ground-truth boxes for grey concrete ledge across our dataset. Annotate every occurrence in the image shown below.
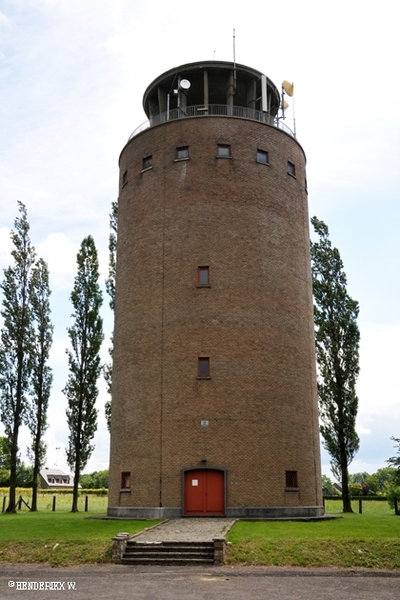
[107,505,327,520]
[226,505,325,519]
[107,507,181,519]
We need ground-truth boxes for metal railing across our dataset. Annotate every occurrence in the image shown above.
[128,104,295,141]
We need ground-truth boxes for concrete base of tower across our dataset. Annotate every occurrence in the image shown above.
[107,505,325,519]
[226,506,325,519]
[107,506,182,519]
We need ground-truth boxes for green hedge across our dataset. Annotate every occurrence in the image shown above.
[323,495,388,501]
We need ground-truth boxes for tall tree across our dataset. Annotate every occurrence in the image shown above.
[386,437,400,514]
[0,202,36,512]
[64,236,103,512]
[310,217,360,513]
[28,258,53,511]
[387,437,400,481]
[104,200,118,431]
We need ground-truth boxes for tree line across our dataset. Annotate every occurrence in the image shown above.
[0,449,109,490]
[0,202,105,513]
[322,464,400,496]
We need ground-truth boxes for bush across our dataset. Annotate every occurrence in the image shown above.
[387,485,400,513]
[323,495,387,502]
[348,482,363,497]
[79,470,108,489]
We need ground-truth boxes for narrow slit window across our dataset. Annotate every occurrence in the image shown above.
[285,470,298,489]
[122,170,128,186]
[198,357,210,378]
[121,471,131,489]
[176,146,189,160]
[287,161,296,177]
[198,266,209,286]
[142,155,153,170]
[257,150,269,164]
[217,144,231,157]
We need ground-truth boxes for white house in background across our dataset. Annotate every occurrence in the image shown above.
[39,468,79,489]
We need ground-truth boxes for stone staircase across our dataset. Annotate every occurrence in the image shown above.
[112,519,233,566]
[121,540,215,565]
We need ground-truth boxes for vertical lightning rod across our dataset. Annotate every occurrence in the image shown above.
[233,27,237,92]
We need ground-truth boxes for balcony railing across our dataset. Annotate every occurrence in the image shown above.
[128,104,295,141]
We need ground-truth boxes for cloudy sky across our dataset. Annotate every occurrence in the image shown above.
[0,0,399,481]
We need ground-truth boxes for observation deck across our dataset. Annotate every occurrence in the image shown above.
[128,60,294,140]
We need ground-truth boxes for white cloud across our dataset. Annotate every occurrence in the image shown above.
[0,10,9,27]
[356,424,371,435]
[357,323,400,415]
[36,233,77,292]
[0,227,13,264]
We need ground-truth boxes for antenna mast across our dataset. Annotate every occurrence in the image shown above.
[233,27,237,92]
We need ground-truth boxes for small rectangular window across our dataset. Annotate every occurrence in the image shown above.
[285,470,298,489]
[121,471,131,489]
[198,266,209,286]
[217,144,231,157]
[257,150,269,164]
[176,146,189,160]
[142,156,152,170]
[198,357,210,378]
[287,161,296,177]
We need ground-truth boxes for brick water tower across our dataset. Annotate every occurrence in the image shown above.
[108,60,323,518]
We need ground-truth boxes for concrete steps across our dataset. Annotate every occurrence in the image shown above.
[121,540,215,565]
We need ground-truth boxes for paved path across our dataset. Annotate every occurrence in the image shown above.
[131,518,235,542]
[1,564,399,600]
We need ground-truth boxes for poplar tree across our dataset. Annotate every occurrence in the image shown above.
[387,437,400,480]
[64,236,103,512]
[310,217,360,513]
[104,200,118,432]
[0,202,36,512]
[28,258,53,511]
[386,437,400,514]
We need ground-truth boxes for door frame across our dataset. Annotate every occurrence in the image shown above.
[182,467,227,516]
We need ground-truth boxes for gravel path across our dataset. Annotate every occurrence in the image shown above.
[131,518,236,542]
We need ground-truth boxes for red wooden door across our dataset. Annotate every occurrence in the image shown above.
[184,469,225,515]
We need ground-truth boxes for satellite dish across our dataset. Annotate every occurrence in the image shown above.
[282,80,294,96]
[179,79,191,91]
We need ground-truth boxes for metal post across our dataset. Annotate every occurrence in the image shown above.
[359,498,362,514]
[85,495,88,512]
[52,495,56,512]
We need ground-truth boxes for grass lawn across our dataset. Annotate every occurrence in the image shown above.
[0,502,160,565]
[0,497,399,568]
[226,501,400,569]
[0,490,108,513]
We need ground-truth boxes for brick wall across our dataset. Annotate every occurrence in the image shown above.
[108,116,322,516]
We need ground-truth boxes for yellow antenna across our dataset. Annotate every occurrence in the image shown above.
[281,80,296,137]
[282,80,294,96]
